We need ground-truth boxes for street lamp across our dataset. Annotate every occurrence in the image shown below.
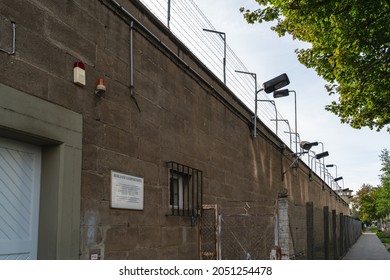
[317,142,326,182]
[318,162,330,185]
[263,74,290,93]
[334,176,344,190]
[316,151,329,161]
[325,170,333,186]
[273,89,297,153]
[300,141,319,166]
[300,141,319,151]
[326,164,338,180]
[282,141,328,181]
[235,71,290,138]
[203,28,226,84]
[309,151,329,179]
[280,136,312,181]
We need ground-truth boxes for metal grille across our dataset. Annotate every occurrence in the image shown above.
[168,161,203,217]
[219,201,274,260]
[200,205,219,260]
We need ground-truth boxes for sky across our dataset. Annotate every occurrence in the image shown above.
[140,0,389,193]
[192,0,389,193]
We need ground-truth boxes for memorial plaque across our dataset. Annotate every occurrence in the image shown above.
[111,171,144,210]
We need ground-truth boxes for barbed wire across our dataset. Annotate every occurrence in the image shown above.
[138,0,328,175]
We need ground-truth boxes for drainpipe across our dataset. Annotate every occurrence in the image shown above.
[130,21,134,96]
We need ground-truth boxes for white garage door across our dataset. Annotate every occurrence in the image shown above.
[0,137,41,260]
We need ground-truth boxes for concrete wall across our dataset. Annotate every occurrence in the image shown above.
[0,0,351,259]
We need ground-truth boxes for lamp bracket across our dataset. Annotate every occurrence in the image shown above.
[282,151,307,177]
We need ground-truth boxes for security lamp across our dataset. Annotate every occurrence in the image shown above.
[273,89,290,98]
[315,151,329,160]
[263,73,290,93]
[309,151,329,180]
[326,164,338,179]
[234,71,290,138]
[300,141,319,151]
[273,88,298,153]
[334,176,343,182]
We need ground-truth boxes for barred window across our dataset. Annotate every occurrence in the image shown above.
[168,162,203,217]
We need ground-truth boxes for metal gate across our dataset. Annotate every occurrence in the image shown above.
[219,201,274,260]
[200,204,220,260]
[200,201,274,260]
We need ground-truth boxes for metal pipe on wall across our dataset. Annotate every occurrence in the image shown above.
[167,0,171,29]
[130,21,134,95]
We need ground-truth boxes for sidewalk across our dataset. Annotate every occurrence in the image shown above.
[342,231,390,260]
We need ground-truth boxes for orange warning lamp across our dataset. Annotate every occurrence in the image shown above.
[95,79,106,96]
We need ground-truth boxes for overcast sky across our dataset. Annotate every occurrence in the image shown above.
[192,0,389,192]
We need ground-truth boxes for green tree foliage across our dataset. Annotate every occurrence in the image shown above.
[352,184,378,223]
[352,149,390,222]
[241,0,390,132]
[376,149,390,217]
[379,149,390,187]
[376,186,390,218]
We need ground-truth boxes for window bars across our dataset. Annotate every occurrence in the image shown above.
[168,161,203,218]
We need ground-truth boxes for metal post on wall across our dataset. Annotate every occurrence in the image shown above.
[129,21,141,112]
[306,202,314,260]
[332,210,338,259]
[167,0,171,29]
[203,28,226,85]
[130,21,134,95]
[217,213,222,260]
[323,206,330,259]
[340,213,344,257]
[235,70,258,138]
[258,100,278,135]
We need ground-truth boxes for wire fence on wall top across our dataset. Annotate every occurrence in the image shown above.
[137,0,330,180]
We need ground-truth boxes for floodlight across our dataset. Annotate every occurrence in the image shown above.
[234,71,290,138]
[300,141,319,151]
[273,89,298,153]
[273,89,290,98]
[315,151,329,160]
[263,73,290,93]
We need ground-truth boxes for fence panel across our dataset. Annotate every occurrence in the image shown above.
[200,205,219,260]
[219,201,274,260]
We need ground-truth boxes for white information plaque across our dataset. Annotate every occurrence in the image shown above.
[111,171,144,210]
